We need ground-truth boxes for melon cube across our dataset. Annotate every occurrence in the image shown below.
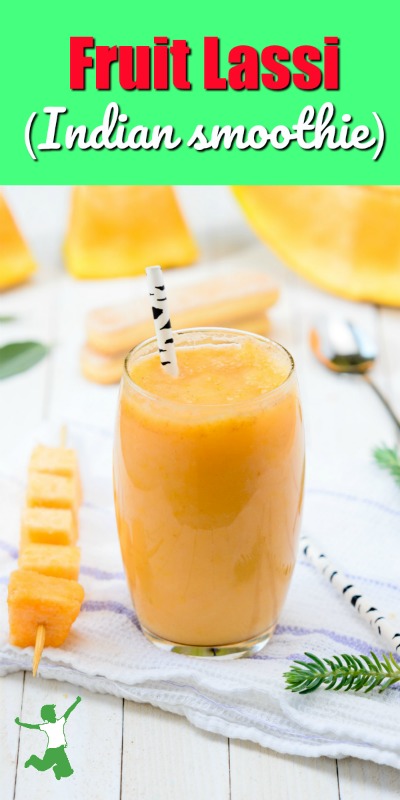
[21,508,77,548]
[8,570,84,648]
[29,444,78,478]
[29,445,82,502]
[19,544,81,581]
[26,472,78,515]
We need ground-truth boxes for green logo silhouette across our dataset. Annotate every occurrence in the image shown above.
[15,695,81,780]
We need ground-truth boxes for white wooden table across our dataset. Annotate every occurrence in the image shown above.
[1,186,400,799]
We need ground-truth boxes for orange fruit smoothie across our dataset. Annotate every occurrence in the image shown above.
[114,328,305,657]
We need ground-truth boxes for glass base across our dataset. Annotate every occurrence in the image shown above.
[141,623,276,659]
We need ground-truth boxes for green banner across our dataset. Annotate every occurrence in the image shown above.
[2,0,399,184]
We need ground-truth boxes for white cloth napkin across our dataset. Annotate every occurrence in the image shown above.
[1,419,400,769]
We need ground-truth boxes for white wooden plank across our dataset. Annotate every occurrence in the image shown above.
[230,740,339,800]
[14,675,123,799]
[122,702,230,800]
[338,758,400,799]
[0,244,58,797]
[0,673,25,800]
[0,277,56,453]
[335,306,400,797]
[379,308,400,422]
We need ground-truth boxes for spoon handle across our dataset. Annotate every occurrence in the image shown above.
[363,374,400,432]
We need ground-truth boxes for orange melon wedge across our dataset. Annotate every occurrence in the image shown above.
[0,193,36,290]
[232,186,400,306]
[64,186,198,279]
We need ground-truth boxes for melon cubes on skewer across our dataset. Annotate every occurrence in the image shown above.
[8,570,84,648]
[7,428,85,675]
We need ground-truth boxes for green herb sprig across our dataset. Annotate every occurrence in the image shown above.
[373,445,400,487]
[284,652,400,694]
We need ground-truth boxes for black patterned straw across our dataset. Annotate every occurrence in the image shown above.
[146,266,179,377]
[301,535,400,654]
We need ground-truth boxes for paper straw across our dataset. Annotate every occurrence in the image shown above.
[146,266,179,377]
[300,535,400,654]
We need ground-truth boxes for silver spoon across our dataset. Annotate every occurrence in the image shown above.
[310,318,400,432]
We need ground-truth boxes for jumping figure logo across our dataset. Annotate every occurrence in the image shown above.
[15,695,81,780]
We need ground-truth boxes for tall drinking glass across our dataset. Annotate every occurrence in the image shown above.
[114,328,305,658]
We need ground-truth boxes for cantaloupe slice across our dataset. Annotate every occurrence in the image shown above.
[64,186,198,279]
[21,507,77,548]
[0,193,37,290]
[19,544,81,581]
[8,569,84,647]
[232,186,400,306]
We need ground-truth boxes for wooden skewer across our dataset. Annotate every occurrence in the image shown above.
[60,423,68,449]
[32,424,68,677]
[33,624,46,677]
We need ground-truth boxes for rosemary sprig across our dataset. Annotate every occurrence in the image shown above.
[373,445,400,487]
[284,652,400,694]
